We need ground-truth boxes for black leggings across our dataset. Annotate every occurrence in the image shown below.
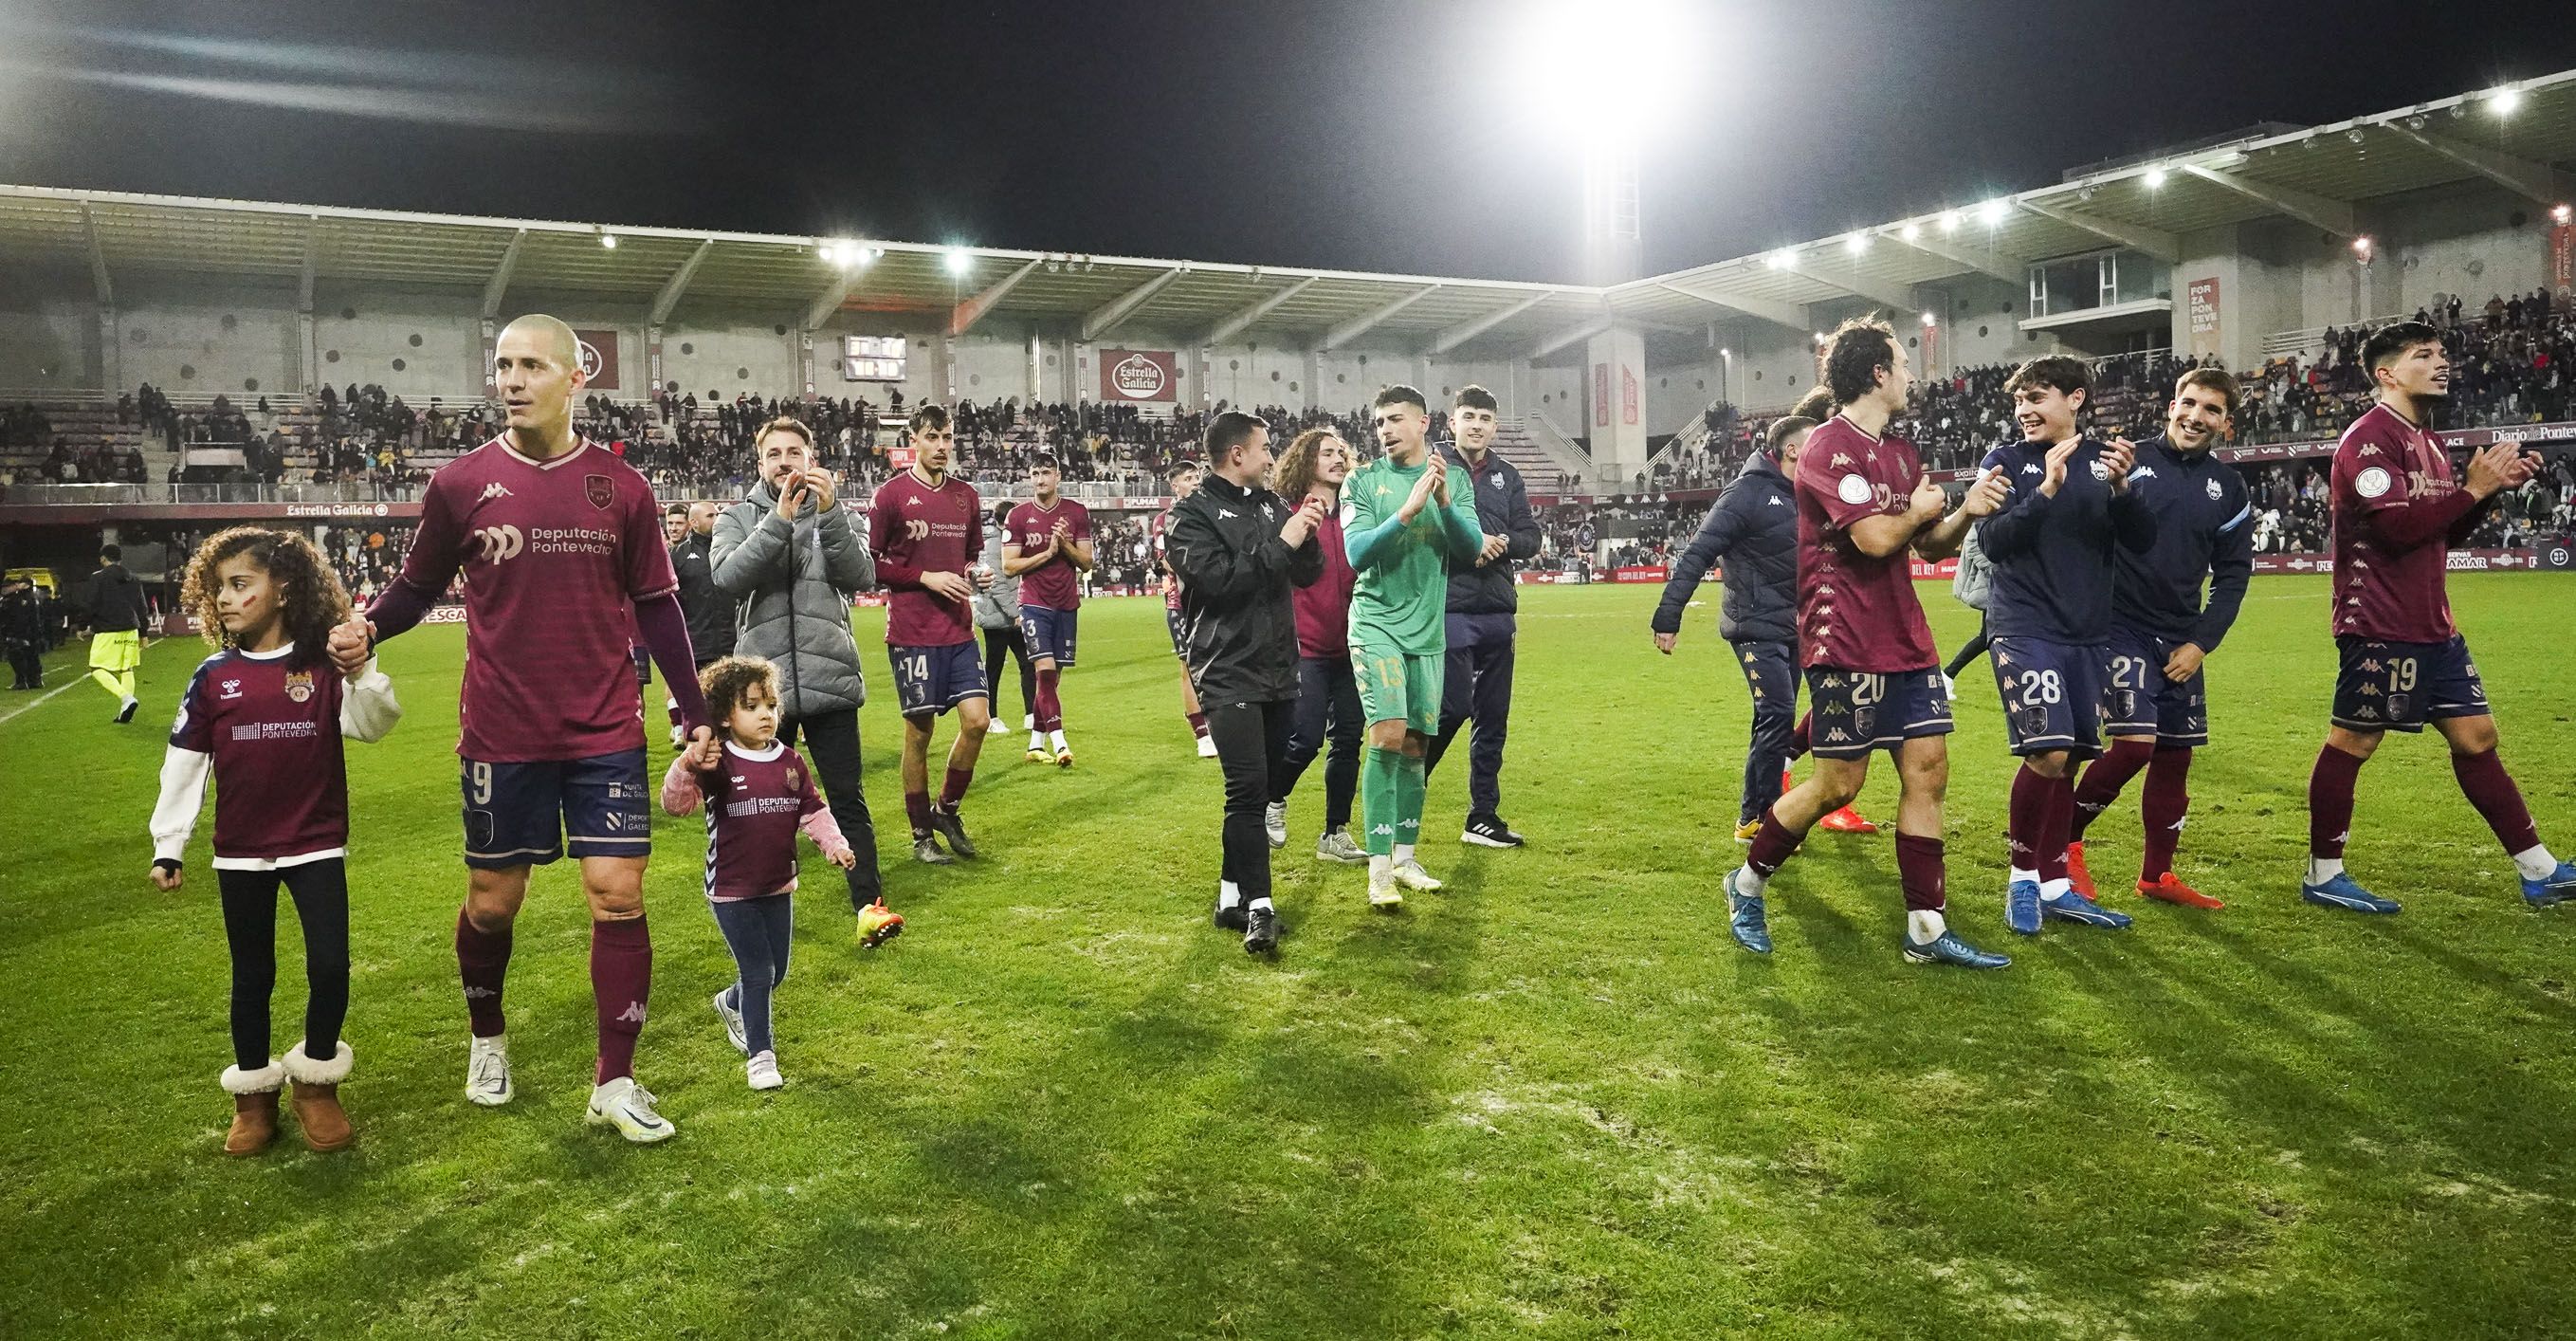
[1945,619,1992,680]
[218,859,351,1072]
[983,625,1038,722]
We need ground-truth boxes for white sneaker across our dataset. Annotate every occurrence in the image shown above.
[1392,859,1445,892]
[1368,871,1404,909]
[1941,672,1959,701]
[586,1075,678,1144]
[746,1051,783,1090]
[465,1034,513,1107]
[1316,829,1368,864]
[1022,713,1036,732]
[987,717,1013,735]
[668,723,686,748]
[1265,800,1288,849]
[713,989,747,1056]
[1196,734,1219,759]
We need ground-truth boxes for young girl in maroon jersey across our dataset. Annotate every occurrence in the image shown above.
[662,655,881,1091]
[150,527,401,1155]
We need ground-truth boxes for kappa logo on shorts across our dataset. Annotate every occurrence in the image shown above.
[585,474,615,510]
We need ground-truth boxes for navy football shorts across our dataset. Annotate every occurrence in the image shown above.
[1802,664,1953,760]
[2102,627,2209,747]
[890,641,990,718]
[1991,636,2106,760]
[1017,604,1079,667]
[461,748,651,870]
[2331,634,2487,733]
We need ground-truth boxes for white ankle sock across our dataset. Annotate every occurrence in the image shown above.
[1736,865,1770,897]
[1907,909,1947,944]
[2041,876,2072,903]
[1217,880,1242,909]
[1049,729,1067,751]
[1368,854,1392,882]
[1394,842,1415,866]
[2308,857,2345,885]
[2512,844,2560,881]
[1249,895,1273,911]
[2010,867,2039,888]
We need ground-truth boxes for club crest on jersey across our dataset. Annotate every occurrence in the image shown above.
[787,768,802,790]
[2205,478,2223,500]
[283,670,315,704]
[585,474,615,510]
[2089,459,2111,481]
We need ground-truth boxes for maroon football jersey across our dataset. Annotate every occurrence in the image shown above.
[1006,498,1092,611]
[169,646,351,861]
[1795,415,1937,672]
[2331,403,2457,643]
[392,436,675,762]
[868,469,982,647]
[698,742,827,901]
[1291,508,1356,659]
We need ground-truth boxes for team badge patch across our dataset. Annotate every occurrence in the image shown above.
[2355,466,2392,500]
[2205,477,2223,501]
[2090,459,2112,481]
[283,670,315,704]
[1836,473,1873,505]
[585,474,616,509]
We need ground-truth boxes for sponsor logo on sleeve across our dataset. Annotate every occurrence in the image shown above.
[1836,474,1873,505]
[2354,467,2392,499]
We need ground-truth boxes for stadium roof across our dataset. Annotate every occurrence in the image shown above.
[4,70,2574,355]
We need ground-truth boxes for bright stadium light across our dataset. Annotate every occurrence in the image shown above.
[1511,0,1708,146]
[1900,222,1922,241]
[945,248,972,276]
[1844,233,1868,255]
[1766,249,1795,269]
[2144,167,2168,189]
[1921,310,1938,328]
[598,233,618,249]
[2492,85,2524,116]
[1980,199,2010,227]
[1939,211,1962,232]
[2555,204,2572,225]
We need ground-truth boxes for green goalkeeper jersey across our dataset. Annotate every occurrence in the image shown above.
[1341,452,1484,655]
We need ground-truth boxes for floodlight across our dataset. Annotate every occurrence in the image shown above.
[1900,222,1921,241]
[1980,199,2010,226]
[2492,86,2524,116]
[946,249,972,276]
[599,233,618,249]
[2144,167,2168,189]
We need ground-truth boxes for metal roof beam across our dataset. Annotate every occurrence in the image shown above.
[649,238,716,325]
[2180,164,2357,237]
[2016,199,2179,263]
[1529,313,1615,358]
[1780,254,1920,312]
[481,229,526,319]
[1203,275,1321,343]
[2382,122,2576,210]
[949,256,1043,336]
[1881,230,2025,284]
[800,272,855,331]
[1081,266,1185,341]
[1321,283,1441,350]
[1651,281,1807,332]
[298,216,320,311]
[1430,290,1554,353]
[79,203,113,306]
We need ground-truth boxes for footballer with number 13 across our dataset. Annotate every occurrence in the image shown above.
[2298,321,2576,913]
[328,314,716,1145]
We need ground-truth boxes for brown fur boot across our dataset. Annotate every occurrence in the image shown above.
[283,1040,354,1152]
[219,1059,285,1156]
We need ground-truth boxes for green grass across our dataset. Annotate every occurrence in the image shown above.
[4,576,2575,1339]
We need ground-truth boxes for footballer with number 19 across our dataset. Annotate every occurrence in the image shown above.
[1723,318,2014,967]
[327,314,716,1145]
[2299,321,2576,913]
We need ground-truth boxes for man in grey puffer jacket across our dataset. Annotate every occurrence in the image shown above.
[712,416,884,913]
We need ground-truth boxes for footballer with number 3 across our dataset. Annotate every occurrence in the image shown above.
[1723,318,2014,967]
[327,314,716,1145]
[2298,321,2576,913]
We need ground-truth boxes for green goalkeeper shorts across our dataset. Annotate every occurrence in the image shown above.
[1354,644,1444,736]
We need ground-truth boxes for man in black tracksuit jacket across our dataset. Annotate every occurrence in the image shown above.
[1652,418,1807,830]
[665,502,737,744]
[1425,388,1544,847]
[1166,412,1326,955]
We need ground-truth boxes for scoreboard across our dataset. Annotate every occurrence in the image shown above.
[843,335,907,382]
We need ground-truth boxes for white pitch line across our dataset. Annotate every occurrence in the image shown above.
[0,676,90,726]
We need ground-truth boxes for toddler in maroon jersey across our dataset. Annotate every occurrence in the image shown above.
[149,528,401,1155]
[661,656,878,1091]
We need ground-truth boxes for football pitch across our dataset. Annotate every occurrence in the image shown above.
[4,576,2573,1339]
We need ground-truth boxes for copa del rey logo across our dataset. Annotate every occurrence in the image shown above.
[1108,351,1168,398]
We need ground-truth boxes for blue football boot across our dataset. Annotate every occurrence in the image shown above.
[1901,930,2011,969]
[2005,878,2044,936]
[1725,867,1772,954]
[2300,871,2401,914]
[2523,860,2576,909]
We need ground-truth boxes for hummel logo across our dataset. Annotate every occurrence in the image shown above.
[615,1002,649,1024]
[479,482,516,502]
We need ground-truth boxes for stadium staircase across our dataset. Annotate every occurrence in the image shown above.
[1502,413,1600,493]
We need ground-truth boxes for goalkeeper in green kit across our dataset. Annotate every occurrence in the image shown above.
[1342,385,1486,909]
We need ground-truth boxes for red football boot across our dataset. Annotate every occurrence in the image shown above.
[2138,873,2223,909]
[2064,841,2098,901]
[1818,804,1877,835]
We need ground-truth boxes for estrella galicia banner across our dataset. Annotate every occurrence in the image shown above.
[1100,349,1177,403]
